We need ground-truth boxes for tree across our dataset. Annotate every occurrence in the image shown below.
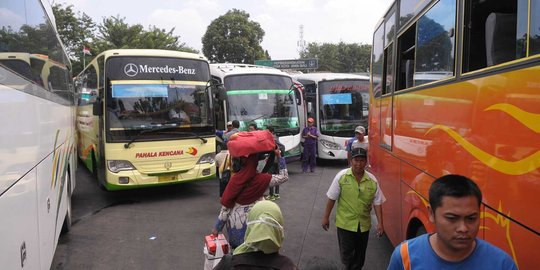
[52,3,197,74]
[301,42,371,73]
[52,3,96,73]
[202,9,267,63]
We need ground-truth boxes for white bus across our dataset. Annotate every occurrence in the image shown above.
[292,73,370,160]
[76,49,218,190]
[0,0,76,269]
[211,64,303,161]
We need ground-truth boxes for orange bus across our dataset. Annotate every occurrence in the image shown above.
[369,0,540,269]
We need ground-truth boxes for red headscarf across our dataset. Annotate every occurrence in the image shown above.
[221,154,272,208]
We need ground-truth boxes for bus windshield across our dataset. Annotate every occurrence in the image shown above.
[319,79,369,135]
[225,74,299,132]
[104,57,213,142]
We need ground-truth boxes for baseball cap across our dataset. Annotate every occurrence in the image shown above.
[351,147,367,158]
[355,126,365,134]
[307,117,314,123]
[227,121,233,126]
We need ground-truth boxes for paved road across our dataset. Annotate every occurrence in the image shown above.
[51,160,394,269]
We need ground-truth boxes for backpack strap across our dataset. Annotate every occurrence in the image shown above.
[400,241,411,270]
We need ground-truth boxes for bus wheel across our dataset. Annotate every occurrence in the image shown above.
[61,173,72,234]
[416,225,427,237]
[92,152,107,191]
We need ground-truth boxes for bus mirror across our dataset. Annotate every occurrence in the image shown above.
[216,85,227,101]
[93,98,103,116]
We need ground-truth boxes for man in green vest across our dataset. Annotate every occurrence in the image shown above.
[322,147,386,270]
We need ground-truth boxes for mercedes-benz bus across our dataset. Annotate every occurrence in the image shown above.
[76,49,217,190]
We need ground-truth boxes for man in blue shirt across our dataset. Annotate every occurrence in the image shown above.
[387,175,517,270]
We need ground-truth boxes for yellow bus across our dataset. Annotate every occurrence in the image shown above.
[76,49,218,190]
[369,0,540,268]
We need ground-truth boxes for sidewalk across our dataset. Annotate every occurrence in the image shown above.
[275,161,394,269]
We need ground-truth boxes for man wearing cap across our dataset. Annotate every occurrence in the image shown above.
[322,147,386,270]
[346,126,368,164]
[223,120,240,142]
[301,117,319,173]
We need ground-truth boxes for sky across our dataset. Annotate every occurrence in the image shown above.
[54,0,393,60]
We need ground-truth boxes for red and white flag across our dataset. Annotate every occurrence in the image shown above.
[82,46,91,55]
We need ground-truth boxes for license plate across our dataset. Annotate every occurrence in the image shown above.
[158,175,178,182]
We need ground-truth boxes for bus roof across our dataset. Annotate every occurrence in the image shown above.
[96,49,207,61]
[210,63,290,78]
[292,72,369,83]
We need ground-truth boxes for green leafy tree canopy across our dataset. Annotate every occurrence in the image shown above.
[202,9,267,63]
[301,42,371,73]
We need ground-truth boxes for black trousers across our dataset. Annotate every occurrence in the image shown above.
[337,226,370,270]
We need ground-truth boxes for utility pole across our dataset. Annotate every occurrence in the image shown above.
[297,25,306,58]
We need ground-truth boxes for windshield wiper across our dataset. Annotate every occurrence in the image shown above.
[246,113,271,123]
[166,131,208,144]
[124,126,179,149]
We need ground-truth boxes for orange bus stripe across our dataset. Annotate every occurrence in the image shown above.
[400,241,411,270]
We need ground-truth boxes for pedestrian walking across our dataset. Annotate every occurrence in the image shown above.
[213,201,298,270]
[223,120,240,142]
[322,147,386,270]
[212,149,288,249]
[346,126,368,164]
[266,126,285,201]
[387,174,517,270]
[248,122,258,131]
[302,117,319,173]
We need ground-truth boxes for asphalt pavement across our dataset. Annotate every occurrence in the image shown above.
[51,160,394,269]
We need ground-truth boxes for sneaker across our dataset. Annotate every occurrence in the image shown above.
[273,194,280,200]
[268,195,276,201]
[264,195,272,200]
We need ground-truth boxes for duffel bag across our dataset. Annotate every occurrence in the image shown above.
[227,130,276,157]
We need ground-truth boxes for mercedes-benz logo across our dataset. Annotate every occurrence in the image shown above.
[164,162,172,170]
[124,63,138,77]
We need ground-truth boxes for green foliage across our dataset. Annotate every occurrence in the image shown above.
[52,3,196,75]
[301,42,371,73]
[202,9,267,63]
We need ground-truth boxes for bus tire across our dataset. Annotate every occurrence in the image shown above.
[61,173,72,234]
[92,152,107,191]
[416,224,427,237]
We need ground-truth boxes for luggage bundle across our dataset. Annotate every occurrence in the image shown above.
[227,130,276,158]
[203,233,230,270]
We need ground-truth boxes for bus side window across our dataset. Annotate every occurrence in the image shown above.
[463,0,526,72]
[531,0,540,55]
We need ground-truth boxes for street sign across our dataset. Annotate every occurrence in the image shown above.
[255,58,318,70]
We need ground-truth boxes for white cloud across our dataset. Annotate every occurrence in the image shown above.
[145,8,206,50]
[55,0,394,60]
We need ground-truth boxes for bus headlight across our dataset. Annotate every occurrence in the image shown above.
[197,153,215,164]
[320,139,341,150]
[107,160,136,173]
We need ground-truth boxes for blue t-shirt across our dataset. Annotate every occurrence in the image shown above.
[387,234,517,270]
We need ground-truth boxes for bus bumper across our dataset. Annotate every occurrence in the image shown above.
[103,162,216,191]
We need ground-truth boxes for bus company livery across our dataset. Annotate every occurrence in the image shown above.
[211,64,303,161]
[369,0,540,269]
[293,73,370,160]
[76,49,218,190]
[0,0,76,269]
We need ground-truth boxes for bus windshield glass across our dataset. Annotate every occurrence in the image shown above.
[225,74,299,132]
[318,79,369,135]
[104,57,213,142]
